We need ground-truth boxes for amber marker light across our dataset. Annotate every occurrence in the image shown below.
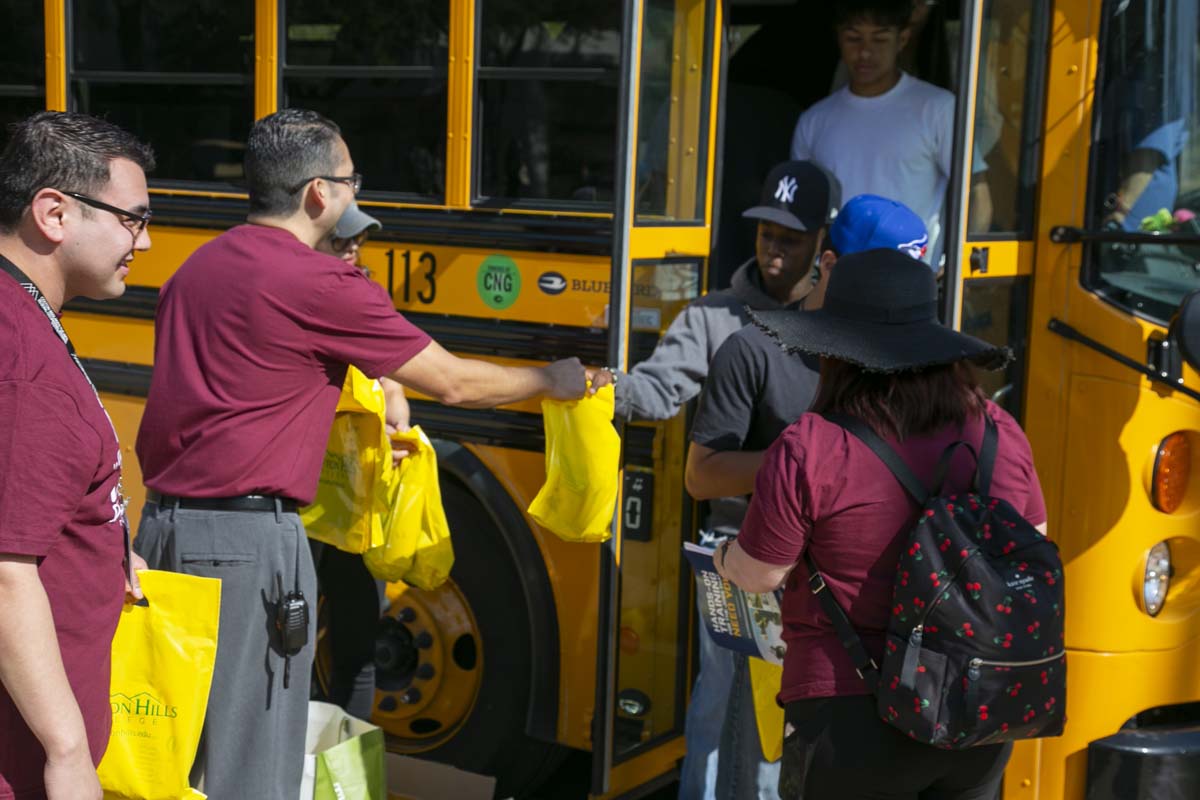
[1152,432,1191,514]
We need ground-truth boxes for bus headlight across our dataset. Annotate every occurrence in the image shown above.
[1144,541,1172,617]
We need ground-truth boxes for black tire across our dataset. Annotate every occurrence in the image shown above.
[412,477,567,798]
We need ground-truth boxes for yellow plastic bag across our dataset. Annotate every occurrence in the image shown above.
[301,367,391,554]
[749,658,785,763]
[98,570,221,800]
[363,426,455,590]
[527,384,620,543]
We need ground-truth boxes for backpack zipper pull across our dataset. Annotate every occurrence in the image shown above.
[968,658,982,681]
[899,625,923,689]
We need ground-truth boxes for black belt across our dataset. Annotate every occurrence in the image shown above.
[147,490,300,514]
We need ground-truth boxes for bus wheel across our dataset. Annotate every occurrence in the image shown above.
[315,478,565,796]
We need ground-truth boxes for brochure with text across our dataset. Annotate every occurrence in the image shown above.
[683,542,785,665]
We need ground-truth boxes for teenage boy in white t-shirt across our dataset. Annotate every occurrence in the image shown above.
[790,0,987,265]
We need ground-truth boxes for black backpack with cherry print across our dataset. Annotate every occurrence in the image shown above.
[803,412,1066,749]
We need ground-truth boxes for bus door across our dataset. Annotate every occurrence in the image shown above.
[591,0,720,795]
[943,0,1051,423]
[940,0,1054,787]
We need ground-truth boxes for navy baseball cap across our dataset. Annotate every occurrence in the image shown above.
[743,160,841,233]
[830,194,929,264]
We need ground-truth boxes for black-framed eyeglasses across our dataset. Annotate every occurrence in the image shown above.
[289,173,362,196]
[62,191,152,238]
[330,231,370,254]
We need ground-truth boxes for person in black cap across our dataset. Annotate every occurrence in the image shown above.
[309,202,402,722]
[593,160,838,800]
[713,248,1046,800]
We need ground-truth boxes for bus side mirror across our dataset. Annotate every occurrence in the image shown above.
[1170,290,1200,372]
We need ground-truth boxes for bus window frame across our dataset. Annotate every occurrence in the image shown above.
[0,4,45,121]
[965,0,1052,243]
[277,1,451,205]
[1078,0,1200,327]
[469,1,624,212]
[631,0,717,228]
[64,0,255,192]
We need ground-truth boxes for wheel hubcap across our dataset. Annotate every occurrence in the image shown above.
[316,579,483,751]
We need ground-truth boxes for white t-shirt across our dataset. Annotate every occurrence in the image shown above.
[790,72,954,264]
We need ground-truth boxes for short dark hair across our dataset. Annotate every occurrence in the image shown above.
[245,109,343,216]
[0,111,155,233]
[833,0,914,29]
[811,358,988,440]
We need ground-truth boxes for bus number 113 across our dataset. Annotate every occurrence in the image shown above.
[386,249,437,305]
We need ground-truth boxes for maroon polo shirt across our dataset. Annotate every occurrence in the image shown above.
[738,401,1047,705]
[136,225,431,504]
[0,270,127,798]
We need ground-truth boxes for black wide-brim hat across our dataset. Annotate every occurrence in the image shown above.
[750,248,1012,373]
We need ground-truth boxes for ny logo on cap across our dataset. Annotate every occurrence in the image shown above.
[774,176,798,204]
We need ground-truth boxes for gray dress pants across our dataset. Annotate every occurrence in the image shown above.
[135,500,318,800]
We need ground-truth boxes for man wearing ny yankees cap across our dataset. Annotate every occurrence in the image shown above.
[591,159,840,800]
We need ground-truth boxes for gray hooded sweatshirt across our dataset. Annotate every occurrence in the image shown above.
[613,258,783,535]
[613,257,781,422]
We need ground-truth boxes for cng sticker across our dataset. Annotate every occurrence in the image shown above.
[477,255,521,310]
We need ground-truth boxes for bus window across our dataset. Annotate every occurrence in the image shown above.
[967,0,1049,236]
[282,0,449,201]
[1085,0,1200,323]
[0,5,43,131]
[634,0,713,223]
[962,276,1031,420]
[475,1,621,208]
[69,0,254,185]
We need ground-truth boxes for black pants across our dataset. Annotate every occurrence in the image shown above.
[780,695,1011,800]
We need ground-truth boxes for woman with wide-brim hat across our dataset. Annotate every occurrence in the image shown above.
[712,248,1048,800]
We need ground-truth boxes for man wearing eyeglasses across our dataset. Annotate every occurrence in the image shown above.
[0,111,154,800]
[133,108,590,800]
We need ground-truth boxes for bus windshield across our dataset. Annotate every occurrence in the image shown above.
[1087,0,1200,323]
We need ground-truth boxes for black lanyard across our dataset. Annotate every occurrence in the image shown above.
[0,254,134,576]
[0,255,102,398]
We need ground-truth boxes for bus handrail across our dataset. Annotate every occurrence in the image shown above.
[1050,226,1200,246]
[1047,317,1200,403]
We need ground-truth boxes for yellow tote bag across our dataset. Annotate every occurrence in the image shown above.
[527,385,620,543]
[98,570,220,800]
[302,367,391,553]
[749,658,785,763]
[363,426,455,590]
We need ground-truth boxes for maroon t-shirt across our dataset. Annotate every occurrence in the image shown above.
[738,401,1046,705]
[0,272,127,797]
[136,225,431,504]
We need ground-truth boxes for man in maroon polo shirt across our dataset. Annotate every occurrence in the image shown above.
[0,112,154,800]
[132,109,588,800]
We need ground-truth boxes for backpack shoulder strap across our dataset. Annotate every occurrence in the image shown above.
[931,413,1000,496]
[931,441,980,496]
[802,551,880,693]
[821,412,928,504]
[978,413,999,495]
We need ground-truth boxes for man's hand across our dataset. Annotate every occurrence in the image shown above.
[124,552,147,602]
[44,745,101,800]
[542,358,587,400]
[585,367,615,394]
[386,426,420,467]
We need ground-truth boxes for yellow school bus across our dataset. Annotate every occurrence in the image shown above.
[6,0,1200,797]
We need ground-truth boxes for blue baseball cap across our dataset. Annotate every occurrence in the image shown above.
[829,194,929,264]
